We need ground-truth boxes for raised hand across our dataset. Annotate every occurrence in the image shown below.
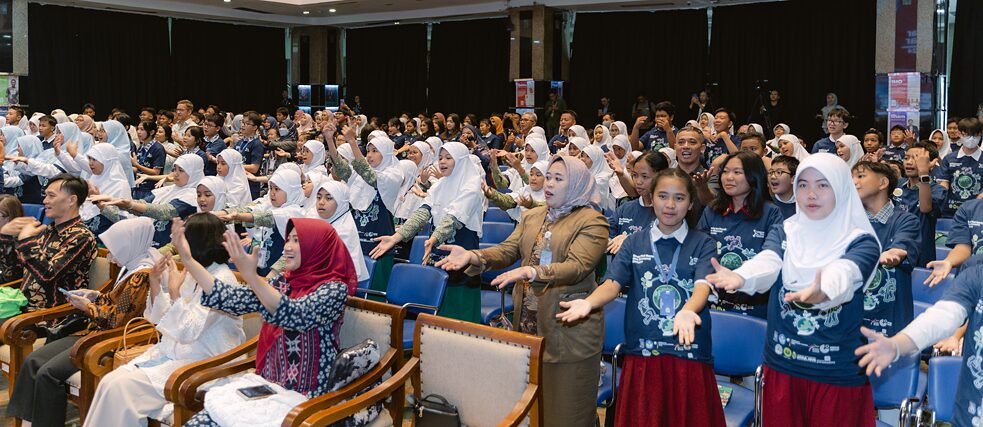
[705,257,745,292]
[607,234,628,255]
[369,234,401,259]
[490,266,535,289]
[855,327,899,377]
[672,309,702,345]
[783,270,827,305]
[879,248,908,268]
[924,260,953,287]
[556,299,592,323]
[433,244,476,271]
[421,237,437,265]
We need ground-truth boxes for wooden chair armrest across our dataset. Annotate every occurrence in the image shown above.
[175,356,256,411]
[500,384,539,427]
[0,303,79,345]
[163,335,258,404]
[297,357,419,427]
[282,347,399,427]
[76,328,158,377]
[69,326,125,369]
[0,279,23,288]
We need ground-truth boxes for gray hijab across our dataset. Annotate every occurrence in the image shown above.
[545,155,601,222]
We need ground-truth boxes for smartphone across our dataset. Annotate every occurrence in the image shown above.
[57,287,71,295]
[236,384,276,400]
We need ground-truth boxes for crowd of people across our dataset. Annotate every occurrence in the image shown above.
[0,94,981,427]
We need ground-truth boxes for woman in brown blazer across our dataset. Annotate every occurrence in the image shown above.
[437,155,608,427]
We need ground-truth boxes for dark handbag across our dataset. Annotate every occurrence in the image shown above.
[45,313,88,342]
[413,394,460,427]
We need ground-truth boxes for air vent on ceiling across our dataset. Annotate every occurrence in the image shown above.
[234,6,272,14]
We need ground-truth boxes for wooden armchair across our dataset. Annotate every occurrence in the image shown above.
[306,313,545,427]
[0,248,116,398]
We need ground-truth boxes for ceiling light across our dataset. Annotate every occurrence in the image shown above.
[302,10,310,14]
[329,8,336,12]
[394,21,400,24]
[224,0,231,2]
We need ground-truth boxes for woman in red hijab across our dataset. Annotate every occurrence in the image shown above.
[172,216,357,426]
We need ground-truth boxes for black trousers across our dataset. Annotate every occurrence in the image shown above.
[6,335,81,427]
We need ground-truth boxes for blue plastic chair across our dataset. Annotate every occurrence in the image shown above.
[481,222,515,245]
[408,235,428,265]
[911,267,955,305]
[937,246,952,262]
[22,203,44,221]
[926,356,962,423]
[870,352,922,424]
[358,256,376,290]
[936,218,954,233]
[476,243,519,325]
[710,311,768,427]
[484,207,513,223]
[353,263,448,350]
[597,297,626,407]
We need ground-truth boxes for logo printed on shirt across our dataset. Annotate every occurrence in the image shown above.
[753,229,765,239]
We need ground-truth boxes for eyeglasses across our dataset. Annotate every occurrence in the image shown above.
[827,119,844,125]
[768,170,791,177]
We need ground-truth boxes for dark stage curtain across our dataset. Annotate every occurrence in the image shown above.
[346,24,428,119]
[428,18,511,117]
[949,0,983,120]
[171,19,286,113]
[708,0,876,143]
[568,10,709,129]
[23,3,173,117]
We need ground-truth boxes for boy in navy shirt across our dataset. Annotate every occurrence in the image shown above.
[853,161,920,336]
[702,108,740,168]
[234,112,266,199]
[939,117,983,217]
[812,107,850,154]
[883,125,911,162]
[769,156,798,219]
[202,114,227,176]
[548,110,575,153]
[891,141,946,267]
[630,101,677,152]
[131,121,165,201]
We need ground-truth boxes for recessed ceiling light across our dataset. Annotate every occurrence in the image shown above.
[302,10,310,14]
[223,0,231,2]
[328,8,336,12]
[394,21,400,24]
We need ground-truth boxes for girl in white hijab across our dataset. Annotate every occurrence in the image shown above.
[97,154,204,248]
[196,176,228,213]
[215,149,252,208]
[592,124,612,149]
[299,140,327,177]
[835,134,864,167]
[563,135,590,158]
[102,119,136,186]
[706,153,881,425]
[7,135,50,203]
[1,126,26,197]
[768,123,791,152]
[930,128,953,159]
[394,139,440,220]
[659,147,679,169]
[608,121,628,139]
[567,124,589,141]
[87,144,132,202]
[11,134,64,189]
[301,180,369,282]
[579,144,616,212]
[371,141,485,322]
[222,167,306,276]
[485,159,548,222]
[54,122,94,178]
[778,134,811,161]
[393,159,422,221]
[502,134,550,194]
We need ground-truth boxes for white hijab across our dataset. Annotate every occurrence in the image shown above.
[217,149,252,208]
[311,180,369,282]
[932,128,952,159]
[582,145,615,211]
[659,147,679,169]
[611,135,631,166]
[152,154,204,207]
[301,172,327,209]
[424,142,485,237]
[783,153,879,290]
[87,144,131,200]
[425,136,443,158]
[197,176,227,212]
[102,120,135,186]
[267,168,307,238]
[99,217,158,282]
[349,137,402,213]
[506,159,548,221]
[780,134,810,161]
[51,110,69,124]
[593,124,611,148]
[523,135,550,171]
[301,140,327,176]
[837,134,864,167]
[568,125,588,141]
[411,140,435,169]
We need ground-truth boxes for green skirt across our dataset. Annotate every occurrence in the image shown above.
[368,255,394,302]
[437,277,481,323]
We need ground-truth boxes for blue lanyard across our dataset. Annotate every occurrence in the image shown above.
[651,239,682,284]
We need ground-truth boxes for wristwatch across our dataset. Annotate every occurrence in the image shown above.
[918,175,932,184]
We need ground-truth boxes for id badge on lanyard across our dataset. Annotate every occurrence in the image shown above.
[652,241,682,318]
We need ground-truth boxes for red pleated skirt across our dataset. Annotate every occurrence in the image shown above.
[761,365,876,427]
[614,354,726,427]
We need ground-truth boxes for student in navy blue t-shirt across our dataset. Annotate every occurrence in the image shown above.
[707,153,881,426]
[630,101,677,152]
[201,114,227,176]
[938,117,983,217]
[699,151,783,318]
[812,107,850,154]
[558,168,726,427]
[233,112,266,200]
[769,155,799,219]
[131,121,166,202]
[702,108,740,168]
[608,151,669,254]
[853,161,920,336]
[892,141,946,267]
[883,125,911,163]
[857,255,983,427]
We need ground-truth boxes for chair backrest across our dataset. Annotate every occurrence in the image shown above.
[386,264,448,314]
[710,310,768,377]
[603,297,626,354]
[359,256,376,290]
[484,208,513,223]
[478,242,521,285]
[936,246,952,263]
[928,356,962,422]
[936,218,954,233]
[87,248,112,290]
[408,235,428,265]
[415,314,543,427]
[22,203,44,221]
[870,352,920,409]
[481,222,515,245]
[911,267,954,304]
[339,297,405,351]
